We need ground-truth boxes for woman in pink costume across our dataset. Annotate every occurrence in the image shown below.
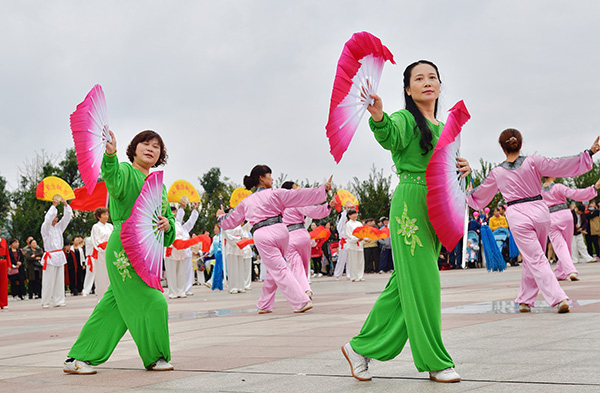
[466,128,600,313]
[280,181,333,297]
[217,165,332,313]
[541,177,600,281]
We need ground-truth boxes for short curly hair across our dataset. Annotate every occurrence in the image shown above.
[126,130,168,167]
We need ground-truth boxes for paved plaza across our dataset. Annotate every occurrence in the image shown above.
[1,263,599,392]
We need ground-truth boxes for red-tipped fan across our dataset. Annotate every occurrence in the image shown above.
[310,225,331,241]
[352,226,388,240]
[70,84,112,194]
[326,32,395,163]
[172,234,212,250]
[426,100,471,251]
[121,171,165,291]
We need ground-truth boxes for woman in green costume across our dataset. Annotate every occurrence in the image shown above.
[64,130,176,374]
[341,60,470,383]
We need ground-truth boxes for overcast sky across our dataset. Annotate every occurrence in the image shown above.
[2,1,599,195]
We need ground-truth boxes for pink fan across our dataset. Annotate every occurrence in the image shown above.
[326,32,396,163]
[70,84,112,194]
[425,100,471,251]
[121,171,166,291]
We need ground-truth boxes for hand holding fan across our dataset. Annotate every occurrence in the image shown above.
[326,31,396,163]
[70,84,112,194]
[121,171,166,291]
[333,189,359,212]
[425,100,471,251]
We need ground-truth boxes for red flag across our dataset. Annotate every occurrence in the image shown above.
[71,182,108,211]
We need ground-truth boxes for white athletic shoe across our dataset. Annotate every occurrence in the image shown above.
[569,273,579,281]
[519,303,531,313]
[341,343,371,381]
[429,367,461,383]
[63,359,97,374]
[148,358,174,371]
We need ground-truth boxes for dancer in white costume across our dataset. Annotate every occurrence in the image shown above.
[334,203,355,280]
[223,225,247,293]
[85,207,113,299]
[165,206,188,298]
[40,197,72,308]
[175,200,199,295]
[242,222,253,290]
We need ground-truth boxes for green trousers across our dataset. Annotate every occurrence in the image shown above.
[68,230,171,368]
[350,175,454,372]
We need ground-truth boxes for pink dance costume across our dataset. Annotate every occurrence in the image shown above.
[542,183,597,280]
[282,204,331,294]
[219,186,327,311]
[466,151,593,307]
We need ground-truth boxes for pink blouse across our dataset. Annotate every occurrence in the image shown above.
[542,183,597,207]
[282,203,331,226]
[466,151,593,210]
[220,185,327,230]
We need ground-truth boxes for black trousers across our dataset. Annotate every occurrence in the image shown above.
[363,247,380,273]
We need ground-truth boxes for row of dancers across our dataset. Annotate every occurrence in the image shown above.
[62,59,599,386]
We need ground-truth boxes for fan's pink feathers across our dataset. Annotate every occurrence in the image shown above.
[70,84,110,194]
[426,101,471,251]
[121,171,165,291]
[326,32,395,163]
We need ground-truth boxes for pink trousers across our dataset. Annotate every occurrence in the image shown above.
[549,209,578,280]
[507,202,568,307]
[255,223,310,311]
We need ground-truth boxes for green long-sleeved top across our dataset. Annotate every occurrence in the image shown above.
[369,110,443,173]
[101,153,175,247]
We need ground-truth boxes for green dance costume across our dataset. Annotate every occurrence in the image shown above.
[349,110,454,372]
[68,153,175,368]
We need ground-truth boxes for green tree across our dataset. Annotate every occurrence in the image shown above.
[0,174,10,236]
[469,158,504,215]
[194,167,236,235]
[351,164,392,222]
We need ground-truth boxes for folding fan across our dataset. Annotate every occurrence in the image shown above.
[352,226,388,240]
[326,31,396,163]
[236,238,254,250]
[230,187,252,208]
[172,234,211,250]
[425,100,471,251]
[333,189,359,212]
[167,179,201,203]
[121,171,166,291]
[36,176,76,201]
[309,226,331,241]
[70,84,112,194]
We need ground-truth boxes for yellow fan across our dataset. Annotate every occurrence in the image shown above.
[333,189,359,212]
[230,187,252,208]
[168,179,201,203]
[36,176,76,201]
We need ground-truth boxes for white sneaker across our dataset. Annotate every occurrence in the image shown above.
[341,343,371,381]
[557,299,570,313]
[569,273,579,281]
[63,359,97,374]
[185,292,193,296]
[148,358,174,371]
[429,367,461,383]
[230,289,239,294]
[317,273,323,277]
[238,289,246,293]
